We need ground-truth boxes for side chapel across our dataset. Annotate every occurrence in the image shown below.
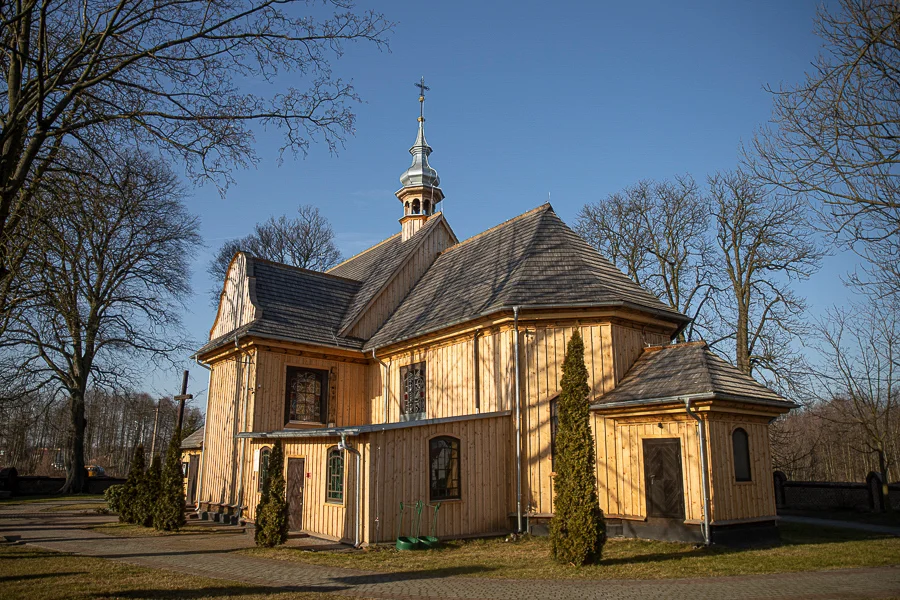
[192,84,795,546]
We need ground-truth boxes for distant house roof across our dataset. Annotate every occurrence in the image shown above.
[197,258,366,356]
[181,427,204,450]
[591,342,796,409]
[364,204,689,350]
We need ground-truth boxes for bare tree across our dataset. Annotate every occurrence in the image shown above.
[751,0,900,302]
[575,175,718,341]
[0,0,391,318]
[707,169,822,388]
[815,300,899,499]
[208,204,341,301]
[1,150,201,492]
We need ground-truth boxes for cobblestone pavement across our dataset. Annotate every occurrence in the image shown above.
[1,501,899,599]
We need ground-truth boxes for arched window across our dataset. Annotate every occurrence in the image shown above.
[405,201,410,214]
[732,428,752,482]
[258,447,271,492]
[429,436,460,501]
[326,447,344,504]
[412,198,421,214]
[423,199,431,214]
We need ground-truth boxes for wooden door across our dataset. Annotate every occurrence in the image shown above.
[643,438,685,519]
[286,458,305,531]
[187,454,200,505]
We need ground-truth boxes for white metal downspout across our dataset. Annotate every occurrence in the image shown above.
[513,306,523,533]
[235,342,252,517]
[685,398,711,546]
[194,356,211,513]
[371,349,389,424]
[339,433,362,548]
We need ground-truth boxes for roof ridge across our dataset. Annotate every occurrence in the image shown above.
[327,232,402,275]
[698,343,717,393]
[440,203,552,256]
[251,255,362,285]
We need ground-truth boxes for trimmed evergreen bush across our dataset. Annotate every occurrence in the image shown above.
[104,484,125,517]
[254,439,289,547]
[153,428,186,531]
[119,445,146,524]
[137,454,162,527]
[550,329,606,566]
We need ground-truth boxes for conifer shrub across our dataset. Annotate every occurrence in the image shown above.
[137,454,162,527]
[550,329,606,566]
[153,428,186,531]
[118,445,146,523]
[254,440,289,547]
[104,484,125,517]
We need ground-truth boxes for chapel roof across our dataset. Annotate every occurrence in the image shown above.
[364,203,689,350]
[198,258,366,355]
[591,342,796,409]
[180,426,205,450]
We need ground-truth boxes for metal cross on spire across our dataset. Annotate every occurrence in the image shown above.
[415,76,429,120]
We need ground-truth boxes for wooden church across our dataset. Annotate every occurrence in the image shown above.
[193,88,795,546]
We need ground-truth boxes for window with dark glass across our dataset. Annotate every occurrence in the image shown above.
[550,398,559,471]
[285,367,328,423]
[400,362,426,421]
[258,447,271,492]
[732,428,752,482]
[429,436,460,501]
[326,447,344,504]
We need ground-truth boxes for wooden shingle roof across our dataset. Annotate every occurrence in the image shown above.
[364,204,689,350]
[180,426,204,450]
[592,342,795,408]
[197,257,366,355]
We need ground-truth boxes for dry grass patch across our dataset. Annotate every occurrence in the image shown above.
[244,523,900,580]
[0,544,357,600]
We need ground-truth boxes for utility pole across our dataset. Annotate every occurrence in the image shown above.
[174,370,193,433]
[149,400,161,457]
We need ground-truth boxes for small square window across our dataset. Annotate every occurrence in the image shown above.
[285,367,328,423]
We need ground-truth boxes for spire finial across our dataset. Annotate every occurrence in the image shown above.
[415,76,429,122]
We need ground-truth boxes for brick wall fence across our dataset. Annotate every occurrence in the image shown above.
[774,471,900,512]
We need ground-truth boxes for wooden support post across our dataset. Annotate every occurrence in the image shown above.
[150,400,161,457]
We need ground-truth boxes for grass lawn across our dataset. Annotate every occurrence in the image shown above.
[91,522,247,537]
[243,523,900,580]
[0,544,359,600]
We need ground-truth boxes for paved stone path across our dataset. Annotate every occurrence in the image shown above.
[780,515,900,536]
[1,500,899,599]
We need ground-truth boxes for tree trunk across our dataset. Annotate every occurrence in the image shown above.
[879,449,892,513]
[59,391,87,494]
[735,305,751,375]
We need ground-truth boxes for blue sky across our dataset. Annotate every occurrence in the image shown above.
[153,0,857,406]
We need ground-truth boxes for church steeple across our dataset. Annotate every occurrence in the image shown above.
[397,77,444,242]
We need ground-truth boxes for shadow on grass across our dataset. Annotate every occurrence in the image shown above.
[330,565,496,584]
[0,572,82,582]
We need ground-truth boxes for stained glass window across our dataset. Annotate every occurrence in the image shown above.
[400,362,426,421]
[326,447,344,504]
[429,436,460,501]
[285,367,327,423]
[258,447,270,492]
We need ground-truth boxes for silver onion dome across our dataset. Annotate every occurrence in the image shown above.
[399,117,440,189]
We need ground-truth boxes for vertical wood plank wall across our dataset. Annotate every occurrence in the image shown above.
[707,418,777,522]
[252,350,370,431]
[244,437,364,544]
[520,323,669,515]
[372,327,517,424]
[592,416,705,522]
[198,348,255,507]
[209,253,257,339]
[347,221,456,340]
[365,416,512,543]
